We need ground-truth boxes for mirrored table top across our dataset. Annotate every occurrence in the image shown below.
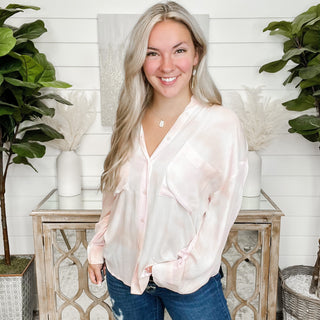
[35,189,280,213]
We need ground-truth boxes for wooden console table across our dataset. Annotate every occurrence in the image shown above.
[31,189,283,320]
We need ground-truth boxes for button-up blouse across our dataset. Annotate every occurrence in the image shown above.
[88,96,248,295]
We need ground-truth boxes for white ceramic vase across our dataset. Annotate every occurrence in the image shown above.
[56,150,81,196]
[243,150,262,197]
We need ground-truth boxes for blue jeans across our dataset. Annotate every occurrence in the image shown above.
[106,269,231,320]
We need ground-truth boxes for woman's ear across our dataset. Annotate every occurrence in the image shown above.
[193,49,199,67]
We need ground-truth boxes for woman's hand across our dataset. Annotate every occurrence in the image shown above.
[88,263,105,285]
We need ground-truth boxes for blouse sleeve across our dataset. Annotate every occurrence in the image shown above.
[182,110,248,285]
[87,190,114,264]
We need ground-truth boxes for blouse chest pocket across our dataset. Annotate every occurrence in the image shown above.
[159,143,222,213]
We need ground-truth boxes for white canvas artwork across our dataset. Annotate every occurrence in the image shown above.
[97,14,209,127]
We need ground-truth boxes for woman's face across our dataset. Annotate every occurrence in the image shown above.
[143,19,199,101]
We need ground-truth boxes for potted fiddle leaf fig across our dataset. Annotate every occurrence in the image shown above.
[259,3,320,143]
[0,4,71,319]
[259,3,320,318]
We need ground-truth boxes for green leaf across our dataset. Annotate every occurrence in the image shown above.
[0,27,16,56]
[14,40,39,55]
[0,73,3,85]
[14,20,47,40]
[305,16,320,28]
[11,141,45,158]
[289,114,320,130]
[32,55,72,89]
[0,106,15,116]
[1,116,15,138]
[283,39,296,53]
[303,30,320,49]
[0,56,22,74]
[4,77,39,89]
[283,95,315,111]
[6,4,40,11]
[0,9,23,26]
[313,90,320,96]
[299,65,320,79]
[25,101,55,117]
[37,93,72,105]
[33,53,56,82]
[12,155,38,171]
[288,114,320,142]
[282,47,317,61]
[21,130,57,142]
[263,20,292,38]
[9,86,24,107]
[289,128,320,142]
[259,59,288,73]
[21,123,64,142]
[39,80,72,88]
[33,54,72,88]
[292,11,317,34]
[10,53,44,82]
[300,76,320,89]
[308,54,320,66]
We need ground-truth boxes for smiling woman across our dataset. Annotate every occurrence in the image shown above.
[97,13,210,127]
[87,1,248,320]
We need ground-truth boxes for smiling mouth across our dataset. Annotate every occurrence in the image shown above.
[159,76,178,85]
[161,77,177,82]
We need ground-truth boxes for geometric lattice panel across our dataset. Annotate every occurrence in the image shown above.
[43,225,114,320]
[222,225,271,320]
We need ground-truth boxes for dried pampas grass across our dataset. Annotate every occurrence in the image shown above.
[40,90,97,151]
[225,87,288,151]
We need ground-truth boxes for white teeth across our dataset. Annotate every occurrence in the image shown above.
[161,77,176,82]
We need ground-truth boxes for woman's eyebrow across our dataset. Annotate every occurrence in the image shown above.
[147,42,187,51]
[173,42,184,48]
[147,46,159,51]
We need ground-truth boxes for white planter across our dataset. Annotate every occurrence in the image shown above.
[58,194,82,210]
[243,150,262,197]
[56,150,82,196]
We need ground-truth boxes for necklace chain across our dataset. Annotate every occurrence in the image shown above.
[149,108,166,128]
[148,103,187,128]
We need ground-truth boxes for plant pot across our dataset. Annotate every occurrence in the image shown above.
[56,150,82,196]
[280,265,320,320]
[243,150,262,197]
[0,255,35,320]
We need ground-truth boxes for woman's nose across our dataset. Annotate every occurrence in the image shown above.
[160,55,174,73]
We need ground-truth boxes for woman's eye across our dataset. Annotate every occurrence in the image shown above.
[146,51,158,57]
[176,48,186,54]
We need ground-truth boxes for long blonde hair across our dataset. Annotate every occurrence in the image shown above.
[101,1,221,192]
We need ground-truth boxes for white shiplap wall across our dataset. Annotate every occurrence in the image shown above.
[1,0,319,268]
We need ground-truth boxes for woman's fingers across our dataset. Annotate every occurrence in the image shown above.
[88,263,103,284]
